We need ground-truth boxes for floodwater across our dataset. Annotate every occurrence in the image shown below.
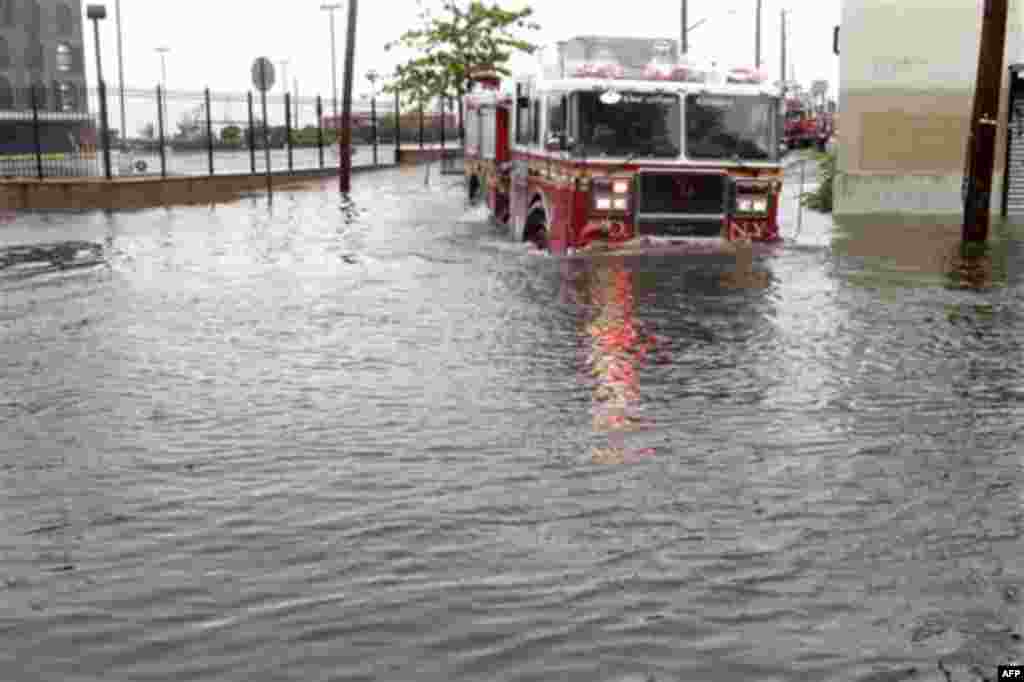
[1,164,1022,682]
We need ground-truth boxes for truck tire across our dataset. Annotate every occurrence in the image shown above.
[524,207,549,251]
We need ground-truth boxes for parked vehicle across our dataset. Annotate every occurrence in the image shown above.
[462,36,785,254]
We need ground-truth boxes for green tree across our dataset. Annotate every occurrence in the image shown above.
[384,0,539,111]
[221,125,242,145]
[800,151,836,213]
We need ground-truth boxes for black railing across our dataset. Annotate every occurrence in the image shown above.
[0,84,460,180]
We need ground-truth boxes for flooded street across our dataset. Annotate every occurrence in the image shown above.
[1,166,1022,682]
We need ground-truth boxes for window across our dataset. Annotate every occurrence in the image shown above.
[0,0,13,26]
[546,94,567,144]
[575,91,681,158]
[29,81,46,109]
[685,94,778,161]
[515,85,532,144]
[56,3,73,35]
[0,75,12,110]
[26,41,45,71]
[56,81,75,111]
[26,1,41,32]
[0,36,8,69]
[530,99,540,145]
[56,43,72,72]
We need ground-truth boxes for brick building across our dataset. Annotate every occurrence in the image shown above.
[0,0,88,112]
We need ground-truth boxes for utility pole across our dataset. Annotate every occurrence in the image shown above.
[780,9,787,98]
[339,0,358,194]
[963,0,1009,242]
[681,0,688,54]
[755,0,762,69]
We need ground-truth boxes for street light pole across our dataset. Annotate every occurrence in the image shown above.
[339,0,358,194]
[156,47,169,140]
[279,59,289,101]
[321,3,342,133]
[115,0,126,148]
[755,0,762,69]
[87,4,111,179]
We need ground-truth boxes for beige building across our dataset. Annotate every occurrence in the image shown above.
[836,0,1024,215]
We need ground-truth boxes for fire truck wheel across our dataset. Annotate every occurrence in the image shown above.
[524,208,549,251]
[467,175,481,203]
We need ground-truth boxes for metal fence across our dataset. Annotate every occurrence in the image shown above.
[0,83,463,180]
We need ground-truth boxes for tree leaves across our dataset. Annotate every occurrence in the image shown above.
[384,0,539,108]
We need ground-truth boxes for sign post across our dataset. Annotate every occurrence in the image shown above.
[252,57,276,201]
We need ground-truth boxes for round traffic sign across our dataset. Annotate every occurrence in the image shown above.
[251,57,276,92]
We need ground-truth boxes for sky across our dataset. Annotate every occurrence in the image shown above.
[83,0,841,101]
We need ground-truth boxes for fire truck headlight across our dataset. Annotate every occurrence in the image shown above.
[752,198,769,213]
[612,197,629,211]
[612,180,630,194]
[737,198,753,212]
[595,197,613,211]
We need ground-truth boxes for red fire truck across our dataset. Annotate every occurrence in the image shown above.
[783,96,834,151]
[462,36,785,254]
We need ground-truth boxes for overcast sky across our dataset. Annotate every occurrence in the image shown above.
[83,0,840,99]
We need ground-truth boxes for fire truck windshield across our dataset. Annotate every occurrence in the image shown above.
[574,91,681,159]
[685,94,778,161]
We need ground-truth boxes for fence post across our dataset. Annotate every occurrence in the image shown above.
[394,90,401,165]
[31,85,43,179]
[247,91,256,174]
[419,104,424,149]
[440,95,446,153]
[317,96,324,170]
[205,88,214,176]
[285,92,293,173]
[98,80,112,180]
[371,94,378,167]
[157,85,167,178]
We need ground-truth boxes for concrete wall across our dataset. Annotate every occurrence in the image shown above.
[0,168,385,211]
[836,0,1024,215]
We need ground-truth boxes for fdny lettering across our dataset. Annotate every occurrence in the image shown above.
[620,94,677,105]
[695,96,734,109]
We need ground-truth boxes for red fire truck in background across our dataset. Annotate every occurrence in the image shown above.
[462,36,785,255]
[783,94,835,151]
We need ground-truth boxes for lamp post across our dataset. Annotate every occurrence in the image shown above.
[278,59,289,100]
[367,69,379,165]
[156,47,169,141]
[115,0,126,149]
[321,3,342,134]
[87,4,112,179]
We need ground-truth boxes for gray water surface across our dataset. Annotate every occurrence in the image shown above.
[1,169,1022,682]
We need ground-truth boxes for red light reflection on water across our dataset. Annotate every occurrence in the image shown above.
[568,261,659,465]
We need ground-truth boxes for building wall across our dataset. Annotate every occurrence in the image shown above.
[0,0,87,111]
[836,0,1024,215]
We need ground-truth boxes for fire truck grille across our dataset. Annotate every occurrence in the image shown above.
[634,172,727,238]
